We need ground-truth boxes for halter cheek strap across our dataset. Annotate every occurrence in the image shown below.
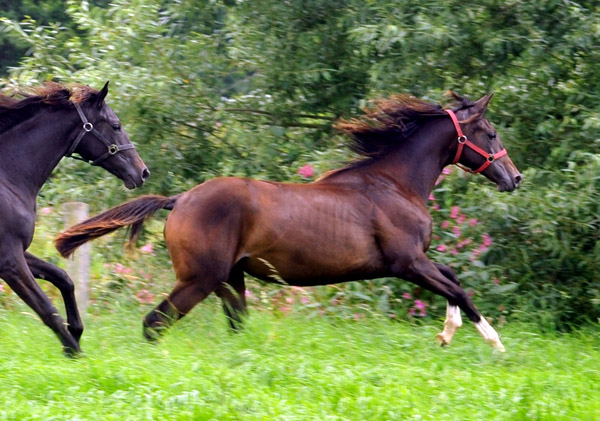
[445,109,507,174]
[67,102,135,166]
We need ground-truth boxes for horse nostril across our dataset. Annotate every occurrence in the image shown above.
[141,167,150,182]
[514,174,522,187]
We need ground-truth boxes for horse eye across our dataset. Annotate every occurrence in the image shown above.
[112,124,121,131]
[488,132,497,140]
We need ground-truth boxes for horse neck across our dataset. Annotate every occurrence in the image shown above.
[0,107,78,197]
[367,118,456,202]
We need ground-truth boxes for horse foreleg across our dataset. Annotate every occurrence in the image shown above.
[0,252,81,356]
[401,255,505,351]
[25,252,83,342]
[433,263,462,346]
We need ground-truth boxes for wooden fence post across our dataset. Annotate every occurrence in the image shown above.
[62,202,90,317]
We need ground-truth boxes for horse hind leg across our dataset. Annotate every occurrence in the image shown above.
[215,264,247,332]
[142,278,217,341]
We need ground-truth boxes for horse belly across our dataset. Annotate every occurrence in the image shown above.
[243,231,385,286]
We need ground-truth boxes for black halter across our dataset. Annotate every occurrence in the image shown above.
[66,102,135,166]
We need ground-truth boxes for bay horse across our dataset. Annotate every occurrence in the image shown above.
[0,81,149,355]
[56,92,521,351]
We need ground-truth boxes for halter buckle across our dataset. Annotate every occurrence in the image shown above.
[108,144,119,155]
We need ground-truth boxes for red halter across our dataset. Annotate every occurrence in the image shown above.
[444,109,507,174]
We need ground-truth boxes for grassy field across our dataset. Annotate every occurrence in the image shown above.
[0,300,598,420]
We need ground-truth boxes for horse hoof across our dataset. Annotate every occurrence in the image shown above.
[435,333,450,347]
[63,346,84,359]
[493,341,506,352]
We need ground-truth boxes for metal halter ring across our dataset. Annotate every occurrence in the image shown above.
[108,144,119,155]
[83,122,93,132]
[487,154,495,162]
[457,135,467,144]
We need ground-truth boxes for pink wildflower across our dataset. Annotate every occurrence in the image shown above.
[469,218,479,227]
[414,300,426,310]
[402,292,412,300]
[114,263,133,275]
[140,243,154,254]
[40,207,52,215]
[452,226,461,236]
[442,167,453,175]
[432,203,440,211]
[0,284,4,293]
[285,297,293,304]
[297,164,314,179]
[450,206,460,219]
[451,248,458,256]
[493,278,500,285]
[419,308,427,317]
[456,214,466,224]
[441,220,450,229]
[428,194,436,201]
[408,307,416,316]
[436,244,447,252]
[135,289,155,304]
[482,233,492,247]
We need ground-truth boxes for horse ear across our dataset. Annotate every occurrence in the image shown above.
[472,93,494,114]
[95,81,109,108]
[445,90,468,105]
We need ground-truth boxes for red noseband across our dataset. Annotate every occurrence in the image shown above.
[445,109,507,174]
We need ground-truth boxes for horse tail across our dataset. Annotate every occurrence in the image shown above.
[55,194,181,258]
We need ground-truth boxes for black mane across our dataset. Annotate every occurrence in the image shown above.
[0,82,98,134]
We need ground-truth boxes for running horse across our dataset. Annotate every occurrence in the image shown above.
[0,82,149,355]
[56,92,521,351]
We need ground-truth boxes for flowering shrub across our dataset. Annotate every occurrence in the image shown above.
[297,164,315,179]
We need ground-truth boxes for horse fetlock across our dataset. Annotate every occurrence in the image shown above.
[474,316,506,352]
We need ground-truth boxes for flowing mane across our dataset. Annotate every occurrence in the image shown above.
[334,94,449,158]
[318,94,451,180]
[317,92,479,181]
[0,82,98,134]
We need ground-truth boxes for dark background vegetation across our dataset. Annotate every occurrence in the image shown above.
[1,0,599,329]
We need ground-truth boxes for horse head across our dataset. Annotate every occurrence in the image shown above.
[68,82,149,189]
[447,93,522,192]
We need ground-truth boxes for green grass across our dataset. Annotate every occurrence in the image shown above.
[0,300,598,420]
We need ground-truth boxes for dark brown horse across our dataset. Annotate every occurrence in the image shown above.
[56,93,521,351]
[0,81,149,355]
